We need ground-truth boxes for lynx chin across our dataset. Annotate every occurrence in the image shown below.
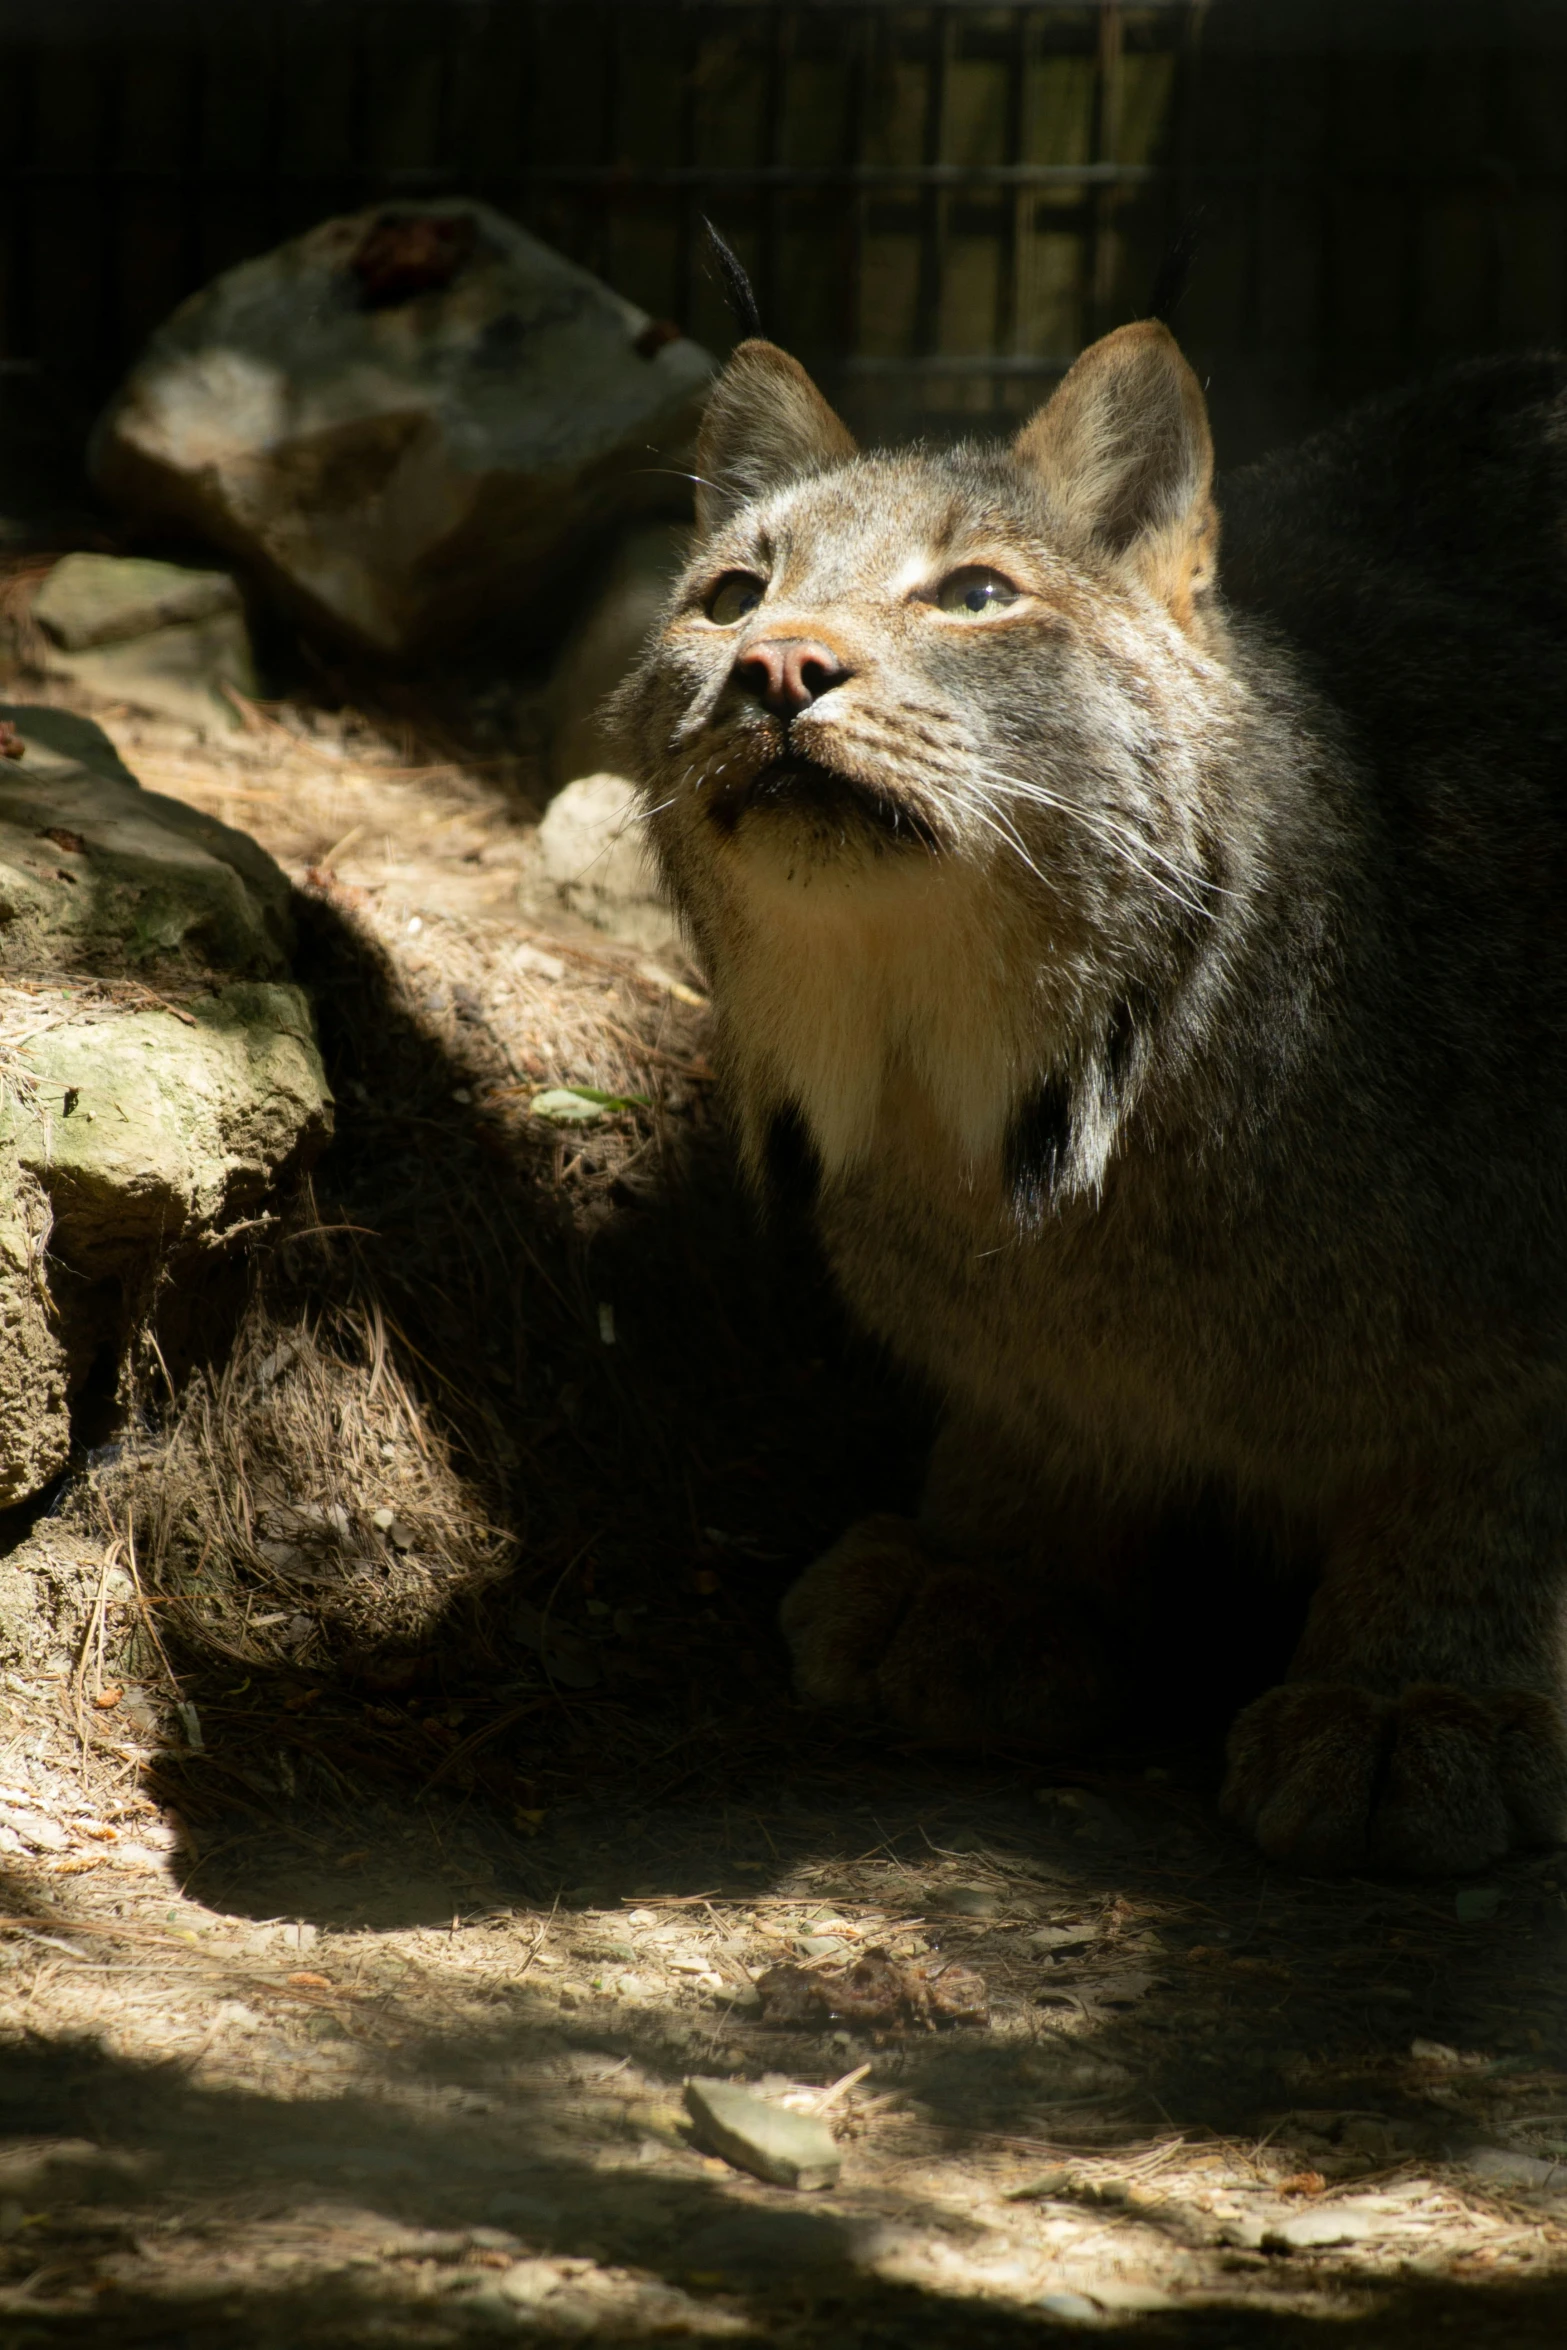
[615,318,1567,1876]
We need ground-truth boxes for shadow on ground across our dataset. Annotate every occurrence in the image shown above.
[131,880,937,1831]
[4,1977,1567,2347]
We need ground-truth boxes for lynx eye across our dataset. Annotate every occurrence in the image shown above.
[706,572,766,625]
[936,567,1021,616]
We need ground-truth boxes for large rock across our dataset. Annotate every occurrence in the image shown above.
[8,985,328,1278]
[0,702,290,972]
[32,555,242,649]
[89,202,713,659]
[0,1166,72,1512]
[0,702,331,1508]
[30,554,256,732]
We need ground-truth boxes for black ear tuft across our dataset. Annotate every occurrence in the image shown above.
[702,216,764,340]
[1145,205,1205,328]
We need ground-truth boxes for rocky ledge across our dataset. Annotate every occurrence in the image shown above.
[0,702,331,1509]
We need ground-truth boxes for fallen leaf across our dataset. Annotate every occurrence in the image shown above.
[1028,1922,1097,1952]
[1096,1968,1158,2006]
[529,1086,649,1124]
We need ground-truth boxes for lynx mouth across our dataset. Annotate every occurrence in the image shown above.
[705,756,939,850]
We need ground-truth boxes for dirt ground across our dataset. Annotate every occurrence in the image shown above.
[4,681,1567,2347]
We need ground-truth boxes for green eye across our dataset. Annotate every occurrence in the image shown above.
[706,572,766,624]
[936,567,1021,616]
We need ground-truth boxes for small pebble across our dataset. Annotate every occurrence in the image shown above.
[938,1887,1000,1918]
[1039,2290,1101,2323]
[1462,2146,1564,2189]
[1262,2203,1388,2251]
[1006,2167,1075,2202]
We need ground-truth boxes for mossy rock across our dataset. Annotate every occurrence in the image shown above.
[2,982,330,1277]
[0,699,288,975]
[0,704,332,1513]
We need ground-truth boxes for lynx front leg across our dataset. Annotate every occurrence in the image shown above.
[784,1400,1151,1757]
[779,1515,1118,1752]
[1222,1462,1567,1873]
[781,1413,1157,1750]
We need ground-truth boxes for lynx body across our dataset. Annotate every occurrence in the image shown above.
[617,325,1567,1873]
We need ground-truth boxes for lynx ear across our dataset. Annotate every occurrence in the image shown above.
[694,339,857,537]
[1014,321,1217,624]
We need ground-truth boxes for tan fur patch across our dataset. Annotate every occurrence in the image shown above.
[711,837,1041,1179]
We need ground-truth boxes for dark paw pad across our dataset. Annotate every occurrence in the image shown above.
[1221,1682,1567,1874]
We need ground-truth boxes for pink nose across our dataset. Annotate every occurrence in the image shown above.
[734,637,851,717]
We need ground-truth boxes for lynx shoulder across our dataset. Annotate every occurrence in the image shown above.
[616,325,1567,1876]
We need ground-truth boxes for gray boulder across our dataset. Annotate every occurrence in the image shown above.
[90,202,712,659]
[0,700,290,973]
[32,555,242,650]
[0,703,331,1508]
[30,554,256,731]
[535,771,675,954]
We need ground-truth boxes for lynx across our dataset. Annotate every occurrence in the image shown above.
[616,321,1567,1874]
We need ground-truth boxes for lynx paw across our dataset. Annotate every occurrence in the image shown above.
[779,1514,1110,1752]
[1221,1683,1567,1874]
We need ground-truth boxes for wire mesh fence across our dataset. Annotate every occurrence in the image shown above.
[2,1,1567,459]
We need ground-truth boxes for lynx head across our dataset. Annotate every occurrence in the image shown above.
[615,322,1243,1208]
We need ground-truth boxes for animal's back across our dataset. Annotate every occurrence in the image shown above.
[1220,353,1567,909]
[1217,358,1567,1303]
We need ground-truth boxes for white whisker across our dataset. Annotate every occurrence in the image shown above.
[959,792,1053,888]
[633,465,724,495]
[966,758,1221,923]
[977,758,1233,901]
